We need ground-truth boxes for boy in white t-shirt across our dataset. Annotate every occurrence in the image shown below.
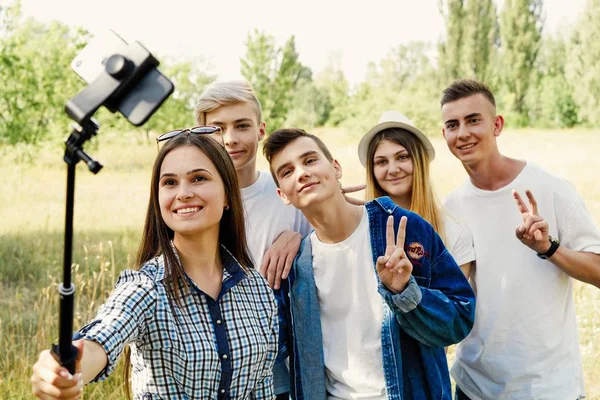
[194,80,311,399]
[264,128,475,400]
[440,79,600,400]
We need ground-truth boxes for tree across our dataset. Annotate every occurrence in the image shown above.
[339,43,441,135]
[462,0,500,85]
[315,52,350,127]
[0,2,90,145]
[285,80,332,129]
[499,0,544,125]
[240,30,307,132]
[526,35,578,128]
[379,42,435,93]
[438,0,466,83]
[567,0,600,126]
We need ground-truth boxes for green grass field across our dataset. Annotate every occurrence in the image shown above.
[1,128,599,399]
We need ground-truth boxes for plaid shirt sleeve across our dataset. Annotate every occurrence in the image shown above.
[78,268,158,382]
[252,289,278,400]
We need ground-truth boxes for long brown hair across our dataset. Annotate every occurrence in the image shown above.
[365,128,445,240]
[123,133,252,398]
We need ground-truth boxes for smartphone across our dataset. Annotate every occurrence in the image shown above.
[70,30,174,126]
[71,30,130,83]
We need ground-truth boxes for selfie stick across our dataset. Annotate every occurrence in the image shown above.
[53,41,172,373]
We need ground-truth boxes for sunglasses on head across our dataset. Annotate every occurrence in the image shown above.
[156,126,222,144]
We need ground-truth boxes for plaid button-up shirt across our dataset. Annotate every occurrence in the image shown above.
[78,246,277,399]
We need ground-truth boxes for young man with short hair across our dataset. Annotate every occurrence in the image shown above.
[264,128,475,400]
[195,81,311,399]
[441,79,600,400]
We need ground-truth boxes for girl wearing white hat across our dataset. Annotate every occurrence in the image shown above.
[358,110,475,278]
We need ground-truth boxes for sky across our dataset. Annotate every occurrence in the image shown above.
[14,0,588,85]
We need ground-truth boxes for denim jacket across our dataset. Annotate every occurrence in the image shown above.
[276,197,476,400]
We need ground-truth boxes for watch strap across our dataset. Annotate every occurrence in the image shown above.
[537,236,559,259]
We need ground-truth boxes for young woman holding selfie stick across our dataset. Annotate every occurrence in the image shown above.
[31,131,278,399]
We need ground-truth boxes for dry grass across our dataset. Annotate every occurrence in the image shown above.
[1,128,599,398]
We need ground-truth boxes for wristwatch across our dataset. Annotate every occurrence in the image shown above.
[536,236,560,259]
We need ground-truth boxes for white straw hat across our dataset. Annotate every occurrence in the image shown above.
[357,110,435,167]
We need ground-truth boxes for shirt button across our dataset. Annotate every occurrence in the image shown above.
[216,319,222,325]
[220,389,225,394]
[222,354,228,360]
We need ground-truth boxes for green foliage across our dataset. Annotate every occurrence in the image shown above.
[526,35,579,128]
[499,0,544,124]
[340,42,442,136]
[438,0,466,83]
[0,2,90,145]
[241,30,307,132]
[315,53,350,127]
[462,0,500,86]
[438,0,500,89]
[0,1,219,146]
[285,79,333,129]
[567,0,600,126]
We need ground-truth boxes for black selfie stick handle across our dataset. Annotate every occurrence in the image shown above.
[53,122,102,374]
[52,161,79,374]
[52,282,78,374]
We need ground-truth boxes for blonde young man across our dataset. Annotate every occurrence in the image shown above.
[194,81,311,399]
[441,79,600,400]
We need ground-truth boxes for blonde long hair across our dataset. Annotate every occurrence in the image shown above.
[365,128,445,241]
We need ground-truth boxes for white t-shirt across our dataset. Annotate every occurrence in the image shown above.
[443,213,476,267]
[444,163,600,400]
[310,209,387,400]
[241,171,312,267]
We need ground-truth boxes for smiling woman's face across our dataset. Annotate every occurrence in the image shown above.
[158,145,227,240]
[372,139,414,204]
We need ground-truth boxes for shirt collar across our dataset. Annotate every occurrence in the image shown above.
[153,243,248,288]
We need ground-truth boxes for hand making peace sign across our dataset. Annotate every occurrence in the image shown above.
[376,215,413,294]
[512,189,551,254]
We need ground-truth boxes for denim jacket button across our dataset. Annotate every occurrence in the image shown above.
[387,208,392,213]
